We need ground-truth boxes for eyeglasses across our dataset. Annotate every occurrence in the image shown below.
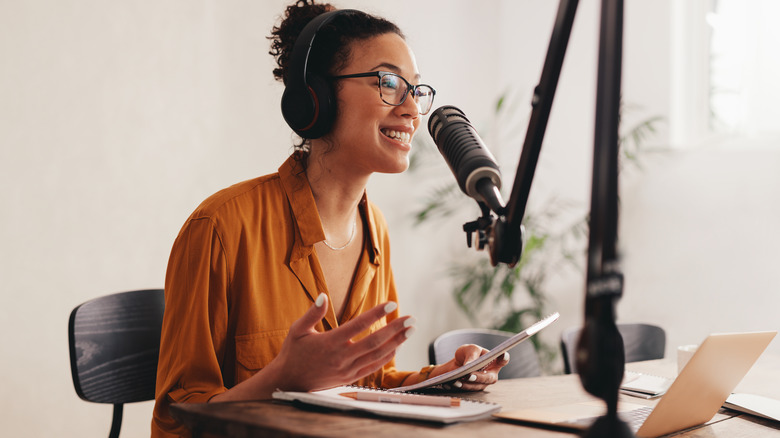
[330,71,436,115]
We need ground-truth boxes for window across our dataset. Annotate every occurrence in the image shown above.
[709,0,780,139]
[671,0,780,147]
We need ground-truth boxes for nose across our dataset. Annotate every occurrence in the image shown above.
[397,88,420,118]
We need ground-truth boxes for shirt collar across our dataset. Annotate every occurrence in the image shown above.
[278,154,381,265]
[278,155,325,248]
[359,195,381,265]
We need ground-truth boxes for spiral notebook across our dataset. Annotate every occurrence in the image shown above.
[273,313,559,423]
[272,385,500,423]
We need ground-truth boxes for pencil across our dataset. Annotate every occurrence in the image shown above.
[339,391,461,407]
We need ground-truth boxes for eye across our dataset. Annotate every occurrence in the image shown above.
[379,74,403,93]
[414,86,433,98]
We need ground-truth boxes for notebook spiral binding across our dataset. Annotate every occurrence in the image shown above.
[343,384,497,406]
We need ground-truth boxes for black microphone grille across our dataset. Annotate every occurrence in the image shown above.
[427,105,471,143]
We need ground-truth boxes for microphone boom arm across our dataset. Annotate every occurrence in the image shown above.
[442,0,633,435]
[504,0,580,252]
[463,0,579,267]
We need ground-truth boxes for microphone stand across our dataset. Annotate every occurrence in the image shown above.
[457,0,633,435]
[575,0,632,435]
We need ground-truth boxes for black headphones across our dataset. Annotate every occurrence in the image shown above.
[281,9,356,139]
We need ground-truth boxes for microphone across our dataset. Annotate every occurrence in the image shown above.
[427,106,505,214]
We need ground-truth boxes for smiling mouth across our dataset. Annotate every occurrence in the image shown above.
[381,129,411,144]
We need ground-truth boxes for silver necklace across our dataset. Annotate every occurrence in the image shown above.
[323,216,357,251]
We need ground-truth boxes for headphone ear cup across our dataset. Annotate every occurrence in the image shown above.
[281,82,313,136]
[279,9,352,139]
[302,74,336,139]
[280,73,335,139]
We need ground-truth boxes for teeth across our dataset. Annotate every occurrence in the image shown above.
[382,129,411,143]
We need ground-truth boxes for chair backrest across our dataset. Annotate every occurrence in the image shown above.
[68,289,165,438]
[560,322,666,374]
[429,328,542,379]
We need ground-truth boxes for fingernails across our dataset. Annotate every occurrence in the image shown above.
[453,380,463,388]
[468,374,477,382]
[501,352,510,362]
[403,317,416,338]
[384,301,398,314]
[315,293,326,308]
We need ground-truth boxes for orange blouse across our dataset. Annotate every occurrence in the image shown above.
[152,155,413,437]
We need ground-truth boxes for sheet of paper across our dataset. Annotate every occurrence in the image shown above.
[620,371,672,398]
[724,393,780,421]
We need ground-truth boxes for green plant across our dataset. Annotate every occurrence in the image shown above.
[410,91,662,373]
[446,199,588,370]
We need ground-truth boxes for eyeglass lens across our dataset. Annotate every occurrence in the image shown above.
[378,73,435,115]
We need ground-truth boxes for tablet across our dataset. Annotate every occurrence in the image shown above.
[393,312,560,392]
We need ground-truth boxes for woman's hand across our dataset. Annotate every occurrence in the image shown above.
[428,344,510,392]
[213,293,414,402]
[269,293,415,392]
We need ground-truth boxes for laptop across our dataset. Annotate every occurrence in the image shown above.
[495,331,777,437]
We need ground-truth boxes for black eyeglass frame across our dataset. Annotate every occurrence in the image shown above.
[330,71,436,114]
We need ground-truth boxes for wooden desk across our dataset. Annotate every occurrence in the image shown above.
[171,356,780,437]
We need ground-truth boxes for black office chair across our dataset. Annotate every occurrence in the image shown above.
[560,323,666,374]
[429,328,542,379]
[68,289,165,438]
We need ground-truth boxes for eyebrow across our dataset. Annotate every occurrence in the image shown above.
[369,62,422,81]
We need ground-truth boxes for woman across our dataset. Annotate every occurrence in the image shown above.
[152,2,508,436]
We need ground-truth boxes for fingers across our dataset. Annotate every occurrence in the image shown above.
[276,295,415,391]
[446,349,508,392]
[455,371,499,391]
[338,306,415,381]
[455,344,488,366]
[465,351,509,387]
[289,293,329,337]
[292,297,406,345]
[494,351,511,368]
[465,347,488,364]
[357,315,416,346]
[444,365,500,392]
[350,315,414,361]
[352,348,399,381]
[348,319,416,381]
[333,300,401,341]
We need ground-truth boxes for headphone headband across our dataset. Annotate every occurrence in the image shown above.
[281,9,357,139]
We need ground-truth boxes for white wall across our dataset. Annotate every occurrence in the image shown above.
[1,1,778,437]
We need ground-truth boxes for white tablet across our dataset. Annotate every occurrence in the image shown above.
[393,312,560,392]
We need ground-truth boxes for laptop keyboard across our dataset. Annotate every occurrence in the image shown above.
[620,406,653,431]
[561,406,653,432]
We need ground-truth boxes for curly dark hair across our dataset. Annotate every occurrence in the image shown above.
[268,0,404,85]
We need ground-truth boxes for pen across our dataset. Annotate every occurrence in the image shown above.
[339,391,461,407]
